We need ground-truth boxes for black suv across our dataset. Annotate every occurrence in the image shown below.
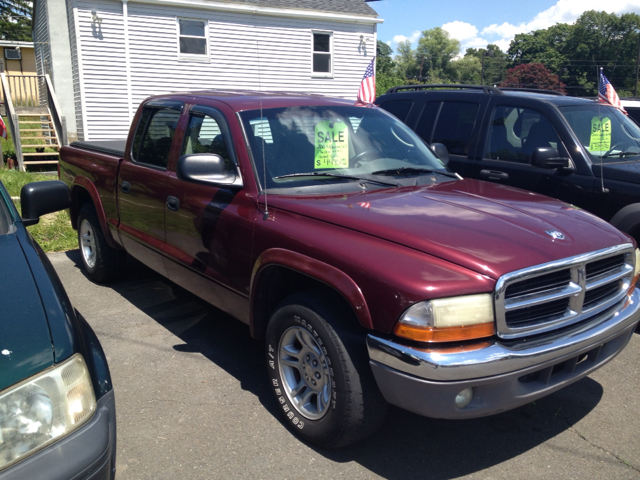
[376,85,640,242]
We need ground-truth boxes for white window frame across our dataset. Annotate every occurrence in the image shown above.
[311,31,333,78]
[176,17,210,63]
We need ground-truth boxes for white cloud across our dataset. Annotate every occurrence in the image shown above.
[392,30,421,46]
[481,0,640,50]
[390,0,640,54]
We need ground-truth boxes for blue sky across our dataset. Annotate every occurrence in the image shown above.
[372,0,640,53]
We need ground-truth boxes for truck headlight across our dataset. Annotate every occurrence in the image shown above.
[394,294,495,343]
[0,354,96,471]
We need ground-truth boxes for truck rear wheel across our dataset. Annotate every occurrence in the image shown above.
[77,203,126,283]
[265,292,387,448]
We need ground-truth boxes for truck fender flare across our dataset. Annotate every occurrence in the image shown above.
[610,203,640,238]
[70,177,119,249]
[250,248,373,334]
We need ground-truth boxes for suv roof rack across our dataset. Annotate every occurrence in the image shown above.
[385,84,503,95]
[499,87,565,96]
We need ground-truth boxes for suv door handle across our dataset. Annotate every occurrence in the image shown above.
[480,170,509,180]
[121,181,131,193]
[167,196,180,212]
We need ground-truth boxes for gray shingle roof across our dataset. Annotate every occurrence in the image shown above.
[211,0,379,17]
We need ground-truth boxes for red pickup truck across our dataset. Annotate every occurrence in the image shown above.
[59,91,640,448]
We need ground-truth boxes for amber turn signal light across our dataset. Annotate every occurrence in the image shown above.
[394,321,495,343]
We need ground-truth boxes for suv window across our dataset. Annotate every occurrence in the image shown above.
[415,101,479,156]
[379,100,414,122]
[485,106,564,163]
[132,107,182,168]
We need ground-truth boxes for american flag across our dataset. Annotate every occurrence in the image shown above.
[0,115,6,140]
[357,58,376,104]
[598,69,627,115]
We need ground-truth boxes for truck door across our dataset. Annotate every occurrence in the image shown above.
[163,104,256,323]
[117,101,184,275]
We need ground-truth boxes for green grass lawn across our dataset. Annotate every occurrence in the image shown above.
[0,168,77,252]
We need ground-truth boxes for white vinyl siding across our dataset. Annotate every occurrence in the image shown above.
[73,0,376,140]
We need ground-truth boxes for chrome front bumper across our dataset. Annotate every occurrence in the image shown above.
[367,290,640,419]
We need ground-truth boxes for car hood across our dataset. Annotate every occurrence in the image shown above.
[270,179,630,279]
[0,233,54,392]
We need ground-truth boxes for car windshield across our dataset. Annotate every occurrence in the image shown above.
[239,106,450,192]
[559,104,640,163]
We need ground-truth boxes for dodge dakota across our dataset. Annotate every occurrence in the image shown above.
[59,91,640,448]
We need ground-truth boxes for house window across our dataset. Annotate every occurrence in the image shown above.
[312,32,332,75]
[178,18,208,57]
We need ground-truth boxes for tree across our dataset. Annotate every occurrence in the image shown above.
[507,11,640,96]
[501,63,567,94]
[0,0,32,41]
[394,39,419,80]
[375,40,407,96]
[465,44,508,85]
[415,27,460,81]
[450,55,481,84]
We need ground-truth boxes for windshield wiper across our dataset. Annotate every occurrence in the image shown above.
[371,167,461,179]
[274,172,399,188]
[602,150,640,158]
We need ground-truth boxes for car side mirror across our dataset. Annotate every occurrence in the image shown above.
[20,180,71,227]
[430,143,450,164]
[177,154,243,188]
[531,147,571,169]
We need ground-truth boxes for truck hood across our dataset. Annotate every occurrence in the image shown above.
[0,233,54,392]
[595,161,640,184]
[270,179,630,279]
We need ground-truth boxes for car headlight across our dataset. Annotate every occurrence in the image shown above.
[0,354,96,471]
[394,294,495,343]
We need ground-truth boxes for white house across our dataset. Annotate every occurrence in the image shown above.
[32,0,382,142]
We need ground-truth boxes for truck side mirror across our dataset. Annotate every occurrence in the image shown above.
[430,143,450,164]
[177,154,243,188]
[21,181,71,227]
[531,147,571,169]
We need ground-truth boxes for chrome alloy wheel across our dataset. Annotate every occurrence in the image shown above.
[79,218,97,269]
[278,326,332,420]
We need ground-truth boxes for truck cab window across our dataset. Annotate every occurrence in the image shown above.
[131,107,182,169]
[182,113,232,170]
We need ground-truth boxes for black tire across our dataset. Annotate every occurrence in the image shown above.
[77,203,126,283]
[265,291,388,448]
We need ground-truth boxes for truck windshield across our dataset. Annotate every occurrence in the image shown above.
[239,106,449,191]
[559,104,640,163]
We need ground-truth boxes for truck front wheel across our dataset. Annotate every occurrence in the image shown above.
[265,292,387,448]
[77,203,126,283]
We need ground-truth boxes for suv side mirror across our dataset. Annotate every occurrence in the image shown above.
[21,181,71,227]
[531,147,571,169]
[430,143,450,164]
[178,154,243,188]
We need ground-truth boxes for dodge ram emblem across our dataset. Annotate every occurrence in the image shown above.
[545,230,565,240]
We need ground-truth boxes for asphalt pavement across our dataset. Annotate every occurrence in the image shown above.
[48,250,640,480]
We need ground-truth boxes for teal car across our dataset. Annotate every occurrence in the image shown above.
[0,180,116,479]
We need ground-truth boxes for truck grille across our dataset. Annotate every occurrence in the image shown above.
[495,245,635,339]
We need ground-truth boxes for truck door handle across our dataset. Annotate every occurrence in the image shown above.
[480,169,509,180]
[167,196,180,212]
[121,181,131,193]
